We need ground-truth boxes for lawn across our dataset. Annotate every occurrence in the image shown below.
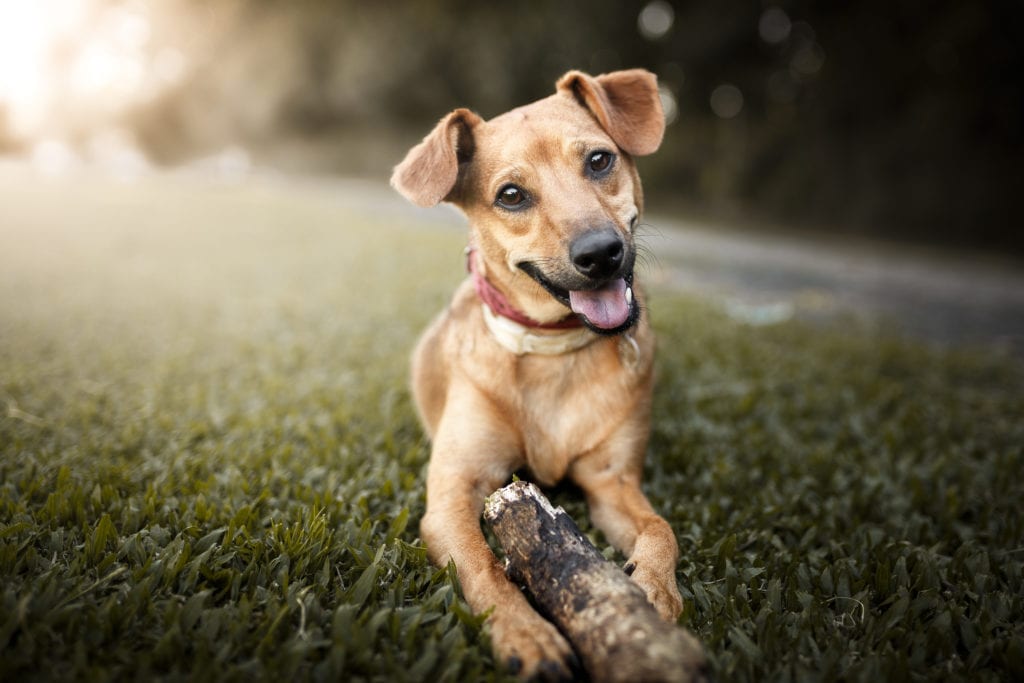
[1,170,1022,682]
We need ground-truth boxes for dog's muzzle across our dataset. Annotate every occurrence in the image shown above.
[518,228,640,336]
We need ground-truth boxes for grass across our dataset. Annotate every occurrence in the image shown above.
[1,171,1022,682]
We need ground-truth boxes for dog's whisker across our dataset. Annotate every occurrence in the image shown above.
[634,239,663,276]
[635,221,666,241]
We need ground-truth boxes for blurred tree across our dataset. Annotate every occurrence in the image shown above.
[110,0,1024,252]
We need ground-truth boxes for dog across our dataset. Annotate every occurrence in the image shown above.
[392,69,685,679]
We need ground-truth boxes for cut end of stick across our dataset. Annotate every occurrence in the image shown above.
[484,480,563,522]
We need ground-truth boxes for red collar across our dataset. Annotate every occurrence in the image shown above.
[466,249,584,330]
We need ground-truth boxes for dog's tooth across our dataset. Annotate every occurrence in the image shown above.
[626,286,633,304]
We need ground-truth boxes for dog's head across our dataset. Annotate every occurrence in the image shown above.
[392,69,664,335]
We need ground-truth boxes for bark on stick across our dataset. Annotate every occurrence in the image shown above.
[483,481,707,683]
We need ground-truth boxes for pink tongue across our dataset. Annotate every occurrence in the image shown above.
[568,278,630,329]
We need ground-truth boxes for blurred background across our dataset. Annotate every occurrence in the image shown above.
[1,0,1021,254]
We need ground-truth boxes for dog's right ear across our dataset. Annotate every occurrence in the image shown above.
[557,69,664,156]
[391,108,481,208]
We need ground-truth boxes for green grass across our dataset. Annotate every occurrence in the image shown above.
[1,172,1022,682]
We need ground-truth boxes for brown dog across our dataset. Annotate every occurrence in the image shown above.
[392,69,682,678]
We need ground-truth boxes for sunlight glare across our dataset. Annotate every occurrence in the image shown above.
[0,1,87,133]
[0,0,165,139]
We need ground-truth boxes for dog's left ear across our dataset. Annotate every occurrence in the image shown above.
[557,69,665,156]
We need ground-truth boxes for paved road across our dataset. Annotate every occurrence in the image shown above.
[640,212,1024,352]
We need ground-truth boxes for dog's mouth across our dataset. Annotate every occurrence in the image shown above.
[517,262,639,336]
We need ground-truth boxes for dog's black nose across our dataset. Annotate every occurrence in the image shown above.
[570,229,624,280]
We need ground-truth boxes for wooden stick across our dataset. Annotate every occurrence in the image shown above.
[483,481,708,683]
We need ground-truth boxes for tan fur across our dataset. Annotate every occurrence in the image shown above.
[392,69,681,679]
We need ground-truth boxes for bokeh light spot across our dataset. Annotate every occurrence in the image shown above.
[658,85,678,125]
[31,139,79,176]
[791,42,826,76]
[638,1,674,41]
[759,7,792,45]
[710,84,744,119]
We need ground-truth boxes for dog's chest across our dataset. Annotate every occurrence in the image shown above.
[513,348,643,486]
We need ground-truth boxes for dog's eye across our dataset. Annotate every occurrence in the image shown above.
[587,150,615,176]
[496,184,528,210]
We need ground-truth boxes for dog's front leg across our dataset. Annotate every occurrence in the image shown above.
[570,451,684,622]
[420,391,576,680]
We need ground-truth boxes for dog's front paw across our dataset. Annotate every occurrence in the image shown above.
[489,608,577,681]
[625,560,684,622]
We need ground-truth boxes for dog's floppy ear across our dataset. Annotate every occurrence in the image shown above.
[556,69,665,156]
[391,108,481,207]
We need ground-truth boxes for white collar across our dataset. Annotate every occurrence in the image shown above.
[481,303,598,355]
